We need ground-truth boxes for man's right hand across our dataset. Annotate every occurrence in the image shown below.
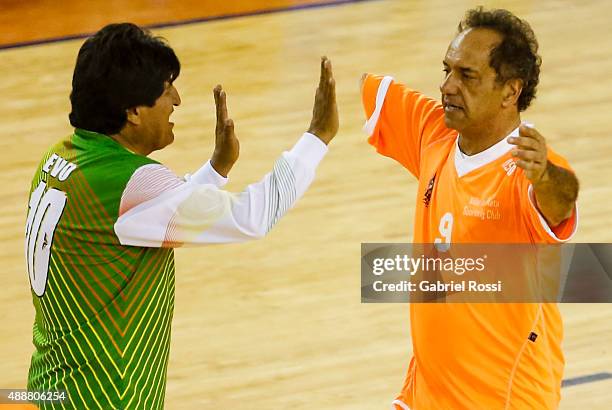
[211,85,239,177]
[360,73,367,93]
[308,56,339,145]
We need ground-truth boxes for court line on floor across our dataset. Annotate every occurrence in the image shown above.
[562,372,612,387]
[0,0,382,51]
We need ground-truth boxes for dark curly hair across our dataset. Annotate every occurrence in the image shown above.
[458,7,541,112]
[69,23,180,135]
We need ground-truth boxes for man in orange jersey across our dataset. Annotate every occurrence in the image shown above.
[361,7,579,410]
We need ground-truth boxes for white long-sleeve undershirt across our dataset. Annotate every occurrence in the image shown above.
[114,132,327,247]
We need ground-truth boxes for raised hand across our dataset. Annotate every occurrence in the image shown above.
[507,124,548,184]
[308,56,339,145]
[508,124,579,226]
[211,85,239,177]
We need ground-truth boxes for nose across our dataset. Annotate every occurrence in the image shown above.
[170,84,181,106]
[439,71,458,96]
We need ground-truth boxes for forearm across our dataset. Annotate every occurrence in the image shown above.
[114,133,327,247]
[533,161,579,227]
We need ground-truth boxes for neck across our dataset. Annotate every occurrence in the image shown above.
[110,130,149,156]
[458,116,520,155]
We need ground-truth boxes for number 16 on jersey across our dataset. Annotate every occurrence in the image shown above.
[25,181,67,297]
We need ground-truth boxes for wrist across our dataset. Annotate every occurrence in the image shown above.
[307,128,330,145]
[534,161,553,187]
[210,156,231,177]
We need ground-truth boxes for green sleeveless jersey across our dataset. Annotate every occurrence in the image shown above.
[26,129,175,409]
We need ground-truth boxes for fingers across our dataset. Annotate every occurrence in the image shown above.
[315,56,336,113]
[518,124,543,140]
[515,160,540,182]
[512,148,545,163]
[515,159,546,183]
[508,125,546,162]
[319,56,334,91]
[323,57,335,99]
[515,159,540,170]
[508,125,549,183]
[214,84,228,127]
[224,118,234,137]
[308,56,338,144]
[320,56,327,87]
[325,58,337,114]
[508,136,540,151]
[508,124,543,145]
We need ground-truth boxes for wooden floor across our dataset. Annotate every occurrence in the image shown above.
[1,0,611,408]
[0,0,337,46]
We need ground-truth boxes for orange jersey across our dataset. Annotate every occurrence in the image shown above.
[362,74,577,410]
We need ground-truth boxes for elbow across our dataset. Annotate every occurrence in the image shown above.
[113,221,129,245]
[560,206,575,225]
[547,216,565,228]
[546,204,575,228]
[249,224,268,239]
[235,217,268,240]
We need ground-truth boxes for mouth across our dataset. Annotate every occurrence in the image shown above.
[169,109,174,126]
[443,102,464,112]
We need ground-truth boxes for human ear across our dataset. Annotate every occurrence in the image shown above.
[125,107,141,125]
[502,79,523,108]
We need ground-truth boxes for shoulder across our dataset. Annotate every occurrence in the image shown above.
[422,132,458,159]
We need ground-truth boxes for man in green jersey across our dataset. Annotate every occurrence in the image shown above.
[25,23,338,409]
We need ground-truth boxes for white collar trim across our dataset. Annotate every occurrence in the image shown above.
[454,126,520,177]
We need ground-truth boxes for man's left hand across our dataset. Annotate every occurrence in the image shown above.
[507,124,549,184]
[211,84,239,177]
[508,125,579,226]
